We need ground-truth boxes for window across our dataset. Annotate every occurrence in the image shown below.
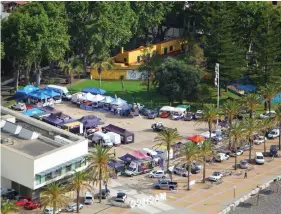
[164,48,168,55]
[137,56,141,63]
[169,46,174,52]
[272,1,277,5]
[35,175,41,185]
[45,172,52,181]
[75,161,82,169]
[55,168,62,177]
[124,58,127,63]
[66,164,72,172]
[181,44,185,51]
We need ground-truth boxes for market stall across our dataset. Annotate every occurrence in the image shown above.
[28,90,53,107]
[102,124,134,144]
[16,85,39,99]
[41,88,61,103]
[82,87,106,95]
[101,96,115,110]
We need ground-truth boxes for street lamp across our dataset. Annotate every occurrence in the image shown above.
[233,186,236,201]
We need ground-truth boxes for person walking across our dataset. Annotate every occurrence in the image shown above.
[244,171,248,179]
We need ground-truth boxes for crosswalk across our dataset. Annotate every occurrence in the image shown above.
[109,179,176,214]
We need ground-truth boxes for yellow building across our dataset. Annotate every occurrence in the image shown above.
[90,38,187,80]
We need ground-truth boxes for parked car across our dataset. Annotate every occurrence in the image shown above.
[270,145,278,157]
[15,197,31,206]
[95,189,110,199]
[255,152,265,164]
[115,192,127,202]
[267,129,280,139]
[148,111,158,119]
[149,170,167,178]
[173,167,191,177]
[240,160,248,169]
[209,171,223,182]
[11,103,26,111]
[153,180,178,190]
[140,108,151,116]
[229,149,244,157]
[64,203,83,212]
[24,201,41,210]
[191,165,201,174]
[160,111,170,118]
[195,110,203,119]
[239,143,253,151]
[254,135,266,145]
[183,112,194,121]
[1,188,18,199]
[215,153,229,162]
[44,208,61,214]
[260,111,276,119]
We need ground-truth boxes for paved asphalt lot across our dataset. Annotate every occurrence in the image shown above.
[19,102,281,214]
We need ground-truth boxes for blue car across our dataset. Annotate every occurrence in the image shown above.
[148,111,158,119]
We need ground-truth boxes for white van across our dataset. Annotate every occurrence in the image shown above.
[92,132,113,147]
[154,147,174,160]
[140,148,161,163]
[106,132,121,146]
[46,85,72,100]
[255,152,265,164]
[84,192,93,204]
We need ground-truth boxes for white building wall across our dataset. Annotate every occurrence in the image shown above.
[1,177,12,189]
[34,140,88,174]
[1,145,35,189]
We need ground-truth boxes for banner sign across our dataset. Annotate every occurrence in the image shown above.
[126,70,147,80]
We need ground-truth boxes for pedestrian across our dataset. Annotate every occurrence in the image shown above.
[244,171,247,179]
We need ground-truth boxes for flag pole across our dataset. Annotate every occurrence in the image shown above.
[217,63,220,110]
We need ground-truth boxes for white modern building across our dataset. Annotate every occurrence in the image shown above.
[0,106,88,199]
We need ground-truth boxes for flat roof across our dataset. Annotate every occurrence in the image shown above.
[1,132,57,156]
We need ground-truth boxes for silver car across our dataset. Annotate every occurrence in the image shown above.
[240,160,248,169]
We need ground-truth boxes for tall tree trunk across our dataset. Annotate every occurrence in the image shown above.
[35,64,41,87]
[166,145,170,172]
[99,74,102,88]
[279,125,281,150]
[264,135,267,154]
[248,137,252,163]
[264,101,267,110]
[187,165,191,190]
[268,101,272,116]
[99,167,102,203]
[76,188,80,213]
[53,202,56,214]
[14,69,19,91]
[249,109,253,119]
[235,147,238,170]
[25,64,31,85]
[202,156,206,183]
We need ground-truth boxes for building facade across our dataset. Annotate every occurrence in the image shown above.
[1,107,88,199]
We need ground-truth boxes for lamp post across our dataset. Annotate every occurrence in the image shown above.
[233,186,236,201]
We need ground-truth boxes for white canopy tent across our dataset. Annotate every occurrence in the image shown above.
[160,106,175,112]
[79,92,96,102]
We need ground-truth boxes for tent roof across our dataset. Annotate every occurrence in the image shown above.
[177,104,190,109]
[119,153,139,162]
[79,92,96,102]
[130,150,149,159]
[82,87,106,95]
[39,106,60,114]
[23,108,45,117]
[103,124,134,136]
[63,121,82,127]
[160,106,175,112]
[102,96,115,104]
[187,135,205,143]
[17,85,39,95]
[28,90,50,99]
[41,88,60,97]
[111,98,126,105]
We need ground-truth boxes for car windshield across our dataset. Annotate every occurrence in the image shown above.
[257,156,263,159]
[127,167,135,171]
[213,172,220,176]
[85,197,92,199]
[241,161,247,164]
[117,193,125,197]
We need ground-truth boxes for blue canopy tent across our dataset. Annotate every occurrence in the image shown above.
[236,84,257,93]
[41,88,60,97]
[82,87,106,95]
[16,85,39,98]
[23,108,45,117]
[28,90,50,100]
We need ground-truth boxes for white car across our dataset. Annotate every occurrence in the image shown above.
[195,110,203,119]
[44,208,61,214]
[215,153,230,162]
[11,103,26,111]
[267,129,280,139]
[229,149,244,157]
[148,170,167,178]
[260,111,276,119]
[240,160,248,169]
[115,192,127,202]
[173,167,191,177]
[254,136,266,145]
[64,203,83,212]
[209,171,223,182]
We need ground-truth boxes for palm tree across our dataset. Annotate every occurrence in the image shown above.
[60,57,84,83]
[119,75,125,91]
[40,182,69,214]
[178,142,200,190]
[1,200,18,214]
[243,118,259,162]
[87,144,115,203]
[260,84,279,113]
[71,170,91,213]
[198,104,217,139]
[275,104,281,150]
[222,99,239,126]
[259,118,275,154]
[241,93,261,118]
[199,140,214,183]
[228,121,247,170]
[153,128,182,171]
[90,55,113,88]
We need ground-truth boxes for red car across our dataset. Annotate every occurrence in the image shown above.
[15,197,31,206]
[160,111,170,118]
[24,201,41,210]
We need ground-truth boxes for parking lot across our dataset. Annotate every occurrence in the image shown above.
[18,102,281,214]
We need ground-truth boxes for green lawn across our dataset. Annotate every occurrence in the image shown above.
[68,79,168,108]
